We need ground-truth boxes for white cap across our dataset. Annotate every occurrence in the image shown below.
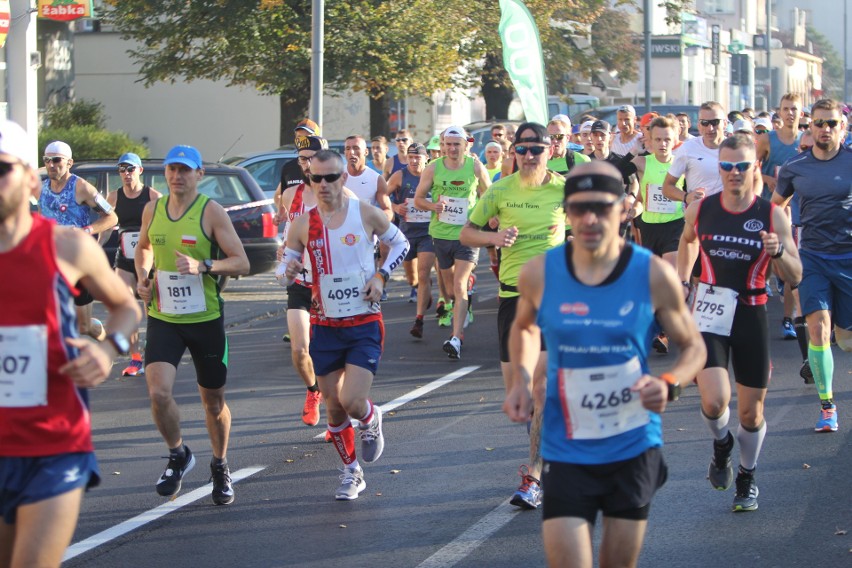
[580,120,595,133]
[733,119,753,133]
[0,120,33,164]
[485,141,503,151]
[443,126,471,141]
[754,117,773,130]
[551,114,571,127]
[44,140,72,158]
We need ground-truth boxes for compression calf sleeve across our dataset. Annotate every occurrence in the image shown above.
[737,421,766,471]
[808,342,834,401]
[701,406,730,441]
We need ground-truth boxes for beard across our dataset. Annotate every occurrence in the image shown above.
[815,139,833,152]
[519,161,547,187]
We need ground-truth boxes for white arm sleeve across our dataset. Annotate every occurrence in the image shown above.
[275,247,304,288]
[378,224,410,274]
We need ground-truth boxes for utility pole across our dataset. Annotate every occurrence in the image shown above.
[766,0,771,108]
[7,0,38,163]
[643,0,652,112]
[310,0,324,127]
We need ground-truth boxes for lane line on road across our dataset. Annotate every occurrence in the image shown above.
[63,466,266,562]
[313,365,481,438]
[415,499,520,568]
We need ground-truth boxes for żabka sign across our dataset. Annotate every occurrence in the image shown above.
[38,0,92,22]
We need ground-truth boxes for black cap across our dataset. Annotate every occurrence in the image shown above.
[513,122,551,145]
[296,136,328,152]
[407,143,428,156]
[590,120,611,133]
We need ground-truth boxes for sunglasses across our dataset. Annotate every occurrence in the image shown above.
[798,124,810,131]
[514,145,547,156]
[395,137,410,143]
[719,161,753,172]
[550,134,566,141]
[755,129,769,135]
[566,200,621,217]
[812,119,840,129]
[118,165,137,173]
[699,119,722,127]
[309,172,343,183]
[0,160,19,177]
[43,156,65,164]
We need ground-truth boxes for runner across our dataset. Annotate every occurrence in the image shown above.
[414,126,492,359]
[106,152,162,377]
[546,117,591,176]
[0,119,141,568]
[504,161,706,568]
[383,130,412,180]
[460,121,566,510]
[135,145,250,505]
[36,140,119,342]
[663,101,728,202]
[367,136,389,174]
[773,98,852,432]
[280,150,409,500]
[611,105,642,156]
[676,112,694,142]
[272,118,321,225]
[678,133,801,511]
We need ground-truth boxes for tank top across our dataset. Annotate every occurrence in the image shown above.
[760,130,801,176]
[396,168,430,238]
[307,197,382,327]
[694,193,774,306]
[537,242,661,465]
[0,215,93,457]
[39,175,90,228]
[287,184,314,286]
[612,132,641,156]
[428,156,478,240]
[147,194,222,323]
[347,166,381,207]
[115,185,153,261]
[389,155,407,176]
[639,154,684,224]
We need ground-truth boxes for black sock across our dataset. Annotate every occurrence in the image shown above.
[211,456,227,467]
[822,399,834,409]
[738,465,755,477]
[794,317,809,360]
[170,444,186,460]
[307,383,320,393]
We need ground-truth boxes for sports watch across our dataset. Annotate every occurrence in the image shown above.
[660,373,681,402]
[106,332,131,356]
[203,259,214,274]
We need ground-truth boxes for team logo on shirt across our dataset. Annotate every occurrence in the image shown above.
[181,235,197,247]
[619,301,634,316]
[560,302,589,316]
[743,219,764,232]
[340,233,360,246]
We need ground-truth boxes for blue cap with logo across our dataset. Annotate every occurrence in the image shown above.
[117,152,142,167]
[164,145,202,169]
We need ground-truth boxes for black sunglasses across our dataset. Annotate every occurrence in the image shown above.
[395,137,410,143]
[118,165,137,173]
[514,145,547,156]
[309,172,343,183]
[43,156,65,164]
[565,200,621,216]
[812,119,840,129]
[550,134,566,141]
[0,161,19,177]
[699,119,722,127]
[798,123,810,131]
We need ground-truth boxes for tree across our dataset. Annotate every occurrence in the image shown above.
[805,25,844,101]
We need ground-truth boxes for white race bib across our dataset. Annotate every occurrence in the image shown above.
[558,356,649,440]
[437,196,469,225]
[320,272,369,318]
[646,184,679,214]
[120,231,140,259]
[156,271,206,315]
[0,325,48,407]
[692,282,738,336]
[404,198,431,223]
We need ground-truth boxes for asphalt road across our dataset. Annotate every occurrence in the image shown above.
[72,267,851,568]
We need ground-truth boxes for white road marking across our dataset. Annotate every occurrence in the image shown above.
[415,499,520,568]
[63,466,265,562]
[313,365,481,438]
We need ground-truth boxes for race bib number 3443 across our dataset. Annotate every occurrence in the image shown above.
[0,324,48,407]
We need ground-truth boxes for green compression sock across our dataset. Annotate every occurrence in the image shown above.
[808,342,834,401]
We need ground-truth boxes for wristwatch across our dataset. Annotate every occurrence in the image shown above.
[660,373,681,402]
[106,332,131,356]
[202,259,214,274]
[377,269,390,284]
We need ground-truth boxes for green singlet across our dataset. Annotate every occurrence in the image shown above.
[638,154,684,224]
[428,156,479,241]
[546,152,591,175]
[148,194,223,324]
[468,171,566,298]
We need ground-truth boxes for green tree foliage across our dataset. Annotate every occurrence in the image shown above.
[805,25,844,100]
[39,126,149,161]
[43,99,108,129]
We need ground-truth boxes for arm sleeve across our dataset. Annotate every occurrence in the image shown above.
[377,224,409,275]
[275,247,304,287]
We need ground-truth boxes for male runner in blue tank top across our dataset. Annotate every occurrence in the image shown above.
[504,161,706,568]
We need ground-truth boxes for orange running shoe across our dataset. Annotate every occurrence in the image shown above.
[302,389,322,426]
[122,353,144,377]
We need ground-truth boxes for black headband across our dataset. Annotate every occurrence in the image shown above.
[564,173,625,199]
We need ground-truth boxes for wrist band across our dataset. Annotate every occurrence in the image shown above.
[770,242,784,259]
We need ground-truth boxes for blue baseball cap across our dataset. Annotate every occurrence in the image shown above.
[117,152,142,167]
[163,145,202,169]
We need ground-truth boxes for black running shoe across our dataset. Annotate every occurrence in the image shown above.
[210,460,234,505]
[800,359,814,384]
[707,432,734,491]
[732,470,759,512]
[156,445,196,497]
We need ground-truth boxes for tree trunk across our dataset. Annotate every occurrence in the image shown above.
[369,88,391,138]
[481,52,514,120]
[279,94,310,146]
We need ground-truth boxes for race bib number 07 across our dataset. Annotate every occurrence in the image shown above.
[0,324,48,407]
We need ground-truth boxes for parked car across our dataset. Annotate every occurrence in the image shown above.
[571,105,701,136]
[70,160,281,289]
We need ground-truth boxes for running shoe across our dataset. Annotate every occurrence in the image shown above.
[509,465,542,510]
[359,405,384,463]
[435,298,448,318]
[707,432,734,491]
[467,273,477,295]
[156,445,195,497]
[210,460,234,505]
[408,286,417,303]
[335,465,366,500]
[775,277,785,296]
[464,302,474,329]
[732,470,759,512]
[410,318,424,339]
[122,354,144,377]
[302,389,323,427]
[652,334,669,354]
[438,303,453,328]
[782,317,797,340]
[815,404,838,432]
[443,336,462,360]
[380,288,388,302]
[765,285,773,297]
[324,430,333,443]
[282,333,291,343]
[799,359,814,384]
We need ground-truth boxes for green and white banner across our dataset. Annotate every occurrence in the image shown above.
[499,0,548,125]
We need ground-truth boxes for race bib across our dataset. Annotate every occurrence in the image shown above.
[0,325,48,407]
[646,184,679,214]
[156,271,206,315]
[120,231,140,259]
[558,356,649,440]
[404,198,431,223]
[692,282,738,336]
[320,272,369,318]
[437,196,469,225]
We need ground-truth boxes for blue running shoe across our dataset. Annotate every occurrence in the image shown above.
[408,286,417,303]
[509,465,542,510]
[815,404,838,432]
[782,318,797,340]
